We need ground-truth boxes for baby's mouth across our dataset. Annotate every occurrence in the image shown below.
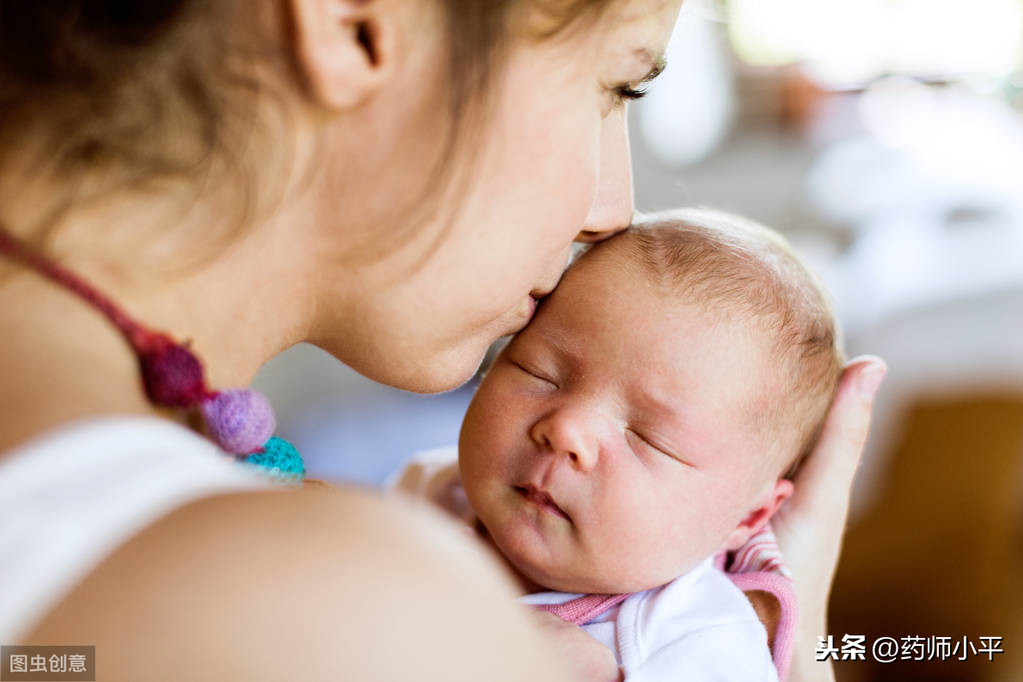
[514,485,571,521]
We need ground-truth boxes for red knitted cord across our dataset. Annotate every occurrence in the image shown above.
[0,225,211,407]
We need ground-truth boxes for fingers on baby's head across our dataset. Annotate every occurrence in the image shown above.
[576,208,846,478]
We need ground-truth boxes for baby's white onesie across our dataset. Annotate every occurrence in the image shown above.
[523,557,778,681]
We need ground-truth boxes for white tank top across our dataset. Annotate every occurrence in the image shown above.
[0,416,277,642]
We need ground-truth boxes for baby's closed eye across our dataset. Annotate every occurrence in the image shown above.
[625,428,692,467]
[511,359,559,389]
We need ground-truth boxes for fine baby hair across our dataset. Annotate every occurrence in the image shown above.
[599,208,845,479]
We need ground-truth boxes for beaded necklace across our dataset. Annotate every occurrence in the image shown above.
[0,225,305,482]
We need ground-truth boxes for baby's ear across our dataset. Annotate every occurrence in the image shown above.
[719,479,794,552]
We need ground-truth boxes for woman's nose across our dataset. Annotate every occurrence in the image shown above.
[575,106,635,244]
[530,409,600,471]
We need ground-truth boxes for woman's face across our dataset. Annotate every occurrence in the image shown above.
[310,0,682,393]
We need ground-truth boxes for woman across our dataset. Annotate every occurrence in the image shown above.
[0,1,885,680]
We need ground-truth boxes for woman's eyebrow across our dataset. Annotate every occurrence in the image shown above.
[636,50,667,84]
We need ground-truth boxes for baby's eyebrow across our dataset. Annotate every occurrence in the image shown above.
[634,389,682,424]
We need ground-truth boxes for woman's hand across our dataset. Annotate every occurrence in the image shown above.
[770,356,887,681]
[531,610,623,682]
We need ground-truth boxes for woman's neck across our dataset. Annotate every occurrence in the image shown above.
[0,189,319,454]
[0,265,162,453]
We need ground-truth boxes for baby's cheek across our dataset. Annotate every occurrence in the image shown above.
[607,500,681,572]
[658,496,724,562]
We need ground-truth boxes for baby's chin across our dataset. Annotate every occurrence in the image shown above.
[514,561,609,595]
[520,567,684,596]
[482,527,591,593]
[510,550,701,596]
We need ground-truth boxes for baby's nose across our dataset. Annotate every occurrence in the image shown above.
[530,409,599,471]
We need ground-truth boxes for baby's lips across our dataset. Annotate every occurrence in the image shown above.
[517,484,571,521]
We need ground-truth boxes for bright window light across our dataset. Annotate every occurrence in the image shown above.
[727,0,1023,85]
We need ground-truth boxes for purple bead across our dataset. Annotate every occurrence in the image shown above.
[200,388,276,455]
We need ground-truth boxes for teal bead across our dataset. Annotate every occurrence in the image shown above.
[244,436,305,481]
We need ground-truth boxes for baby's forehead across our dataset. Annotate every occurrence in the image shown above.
[567,238,738,327]
[558,247,778,384]
[569,241,795,422]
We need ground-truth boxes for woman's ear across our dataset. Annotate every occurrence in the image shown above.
[288,0,397,111]
[720,478,794,552]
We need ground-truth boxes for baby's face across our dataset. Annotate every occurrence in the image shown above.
[459,245,792,594]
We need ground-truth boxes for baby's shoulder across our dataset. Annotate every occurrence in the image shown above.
[387,446,475,524]
[627,559,766,648]
[620,561,776,679]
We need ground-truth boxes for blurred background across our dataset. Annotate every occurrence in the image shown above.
[253,2,1023,679]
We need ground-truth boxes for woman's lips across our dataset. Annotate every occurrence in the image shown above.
[528,287,554,317]
[514,485,570,521]
[525,291,551,323]
[503,295,543,336]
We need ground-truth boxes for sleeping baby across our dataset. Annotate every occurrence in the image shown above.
[393,208,844,681]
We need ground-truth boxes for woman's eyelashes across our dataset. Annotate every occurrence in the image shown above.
[612,82,649,103]
[605,57,665,110]
[599,81,650,115]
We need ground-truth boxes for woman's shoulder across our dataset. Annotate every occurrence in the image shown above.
[2,414,257,467]
[0,415,278,642]
[0,415,280,533]
[11,436,561,681]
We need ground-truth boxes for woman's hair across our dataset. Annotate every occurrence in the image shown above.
[0,0,616,252]
[613,209,845,479]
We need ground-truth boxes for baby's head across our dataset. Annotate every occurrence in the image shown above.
[459,208,843,594]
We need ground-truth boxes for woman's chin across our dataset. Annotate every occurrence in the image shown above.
[321,326,495,394]
[388,342,489,394]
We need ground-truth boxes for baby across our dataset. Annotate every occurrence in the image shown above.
[395,208,843,681]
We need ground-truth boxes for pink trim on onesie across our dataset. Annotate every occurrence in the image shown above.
[535,593,630,625]
[720,525,797,681]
